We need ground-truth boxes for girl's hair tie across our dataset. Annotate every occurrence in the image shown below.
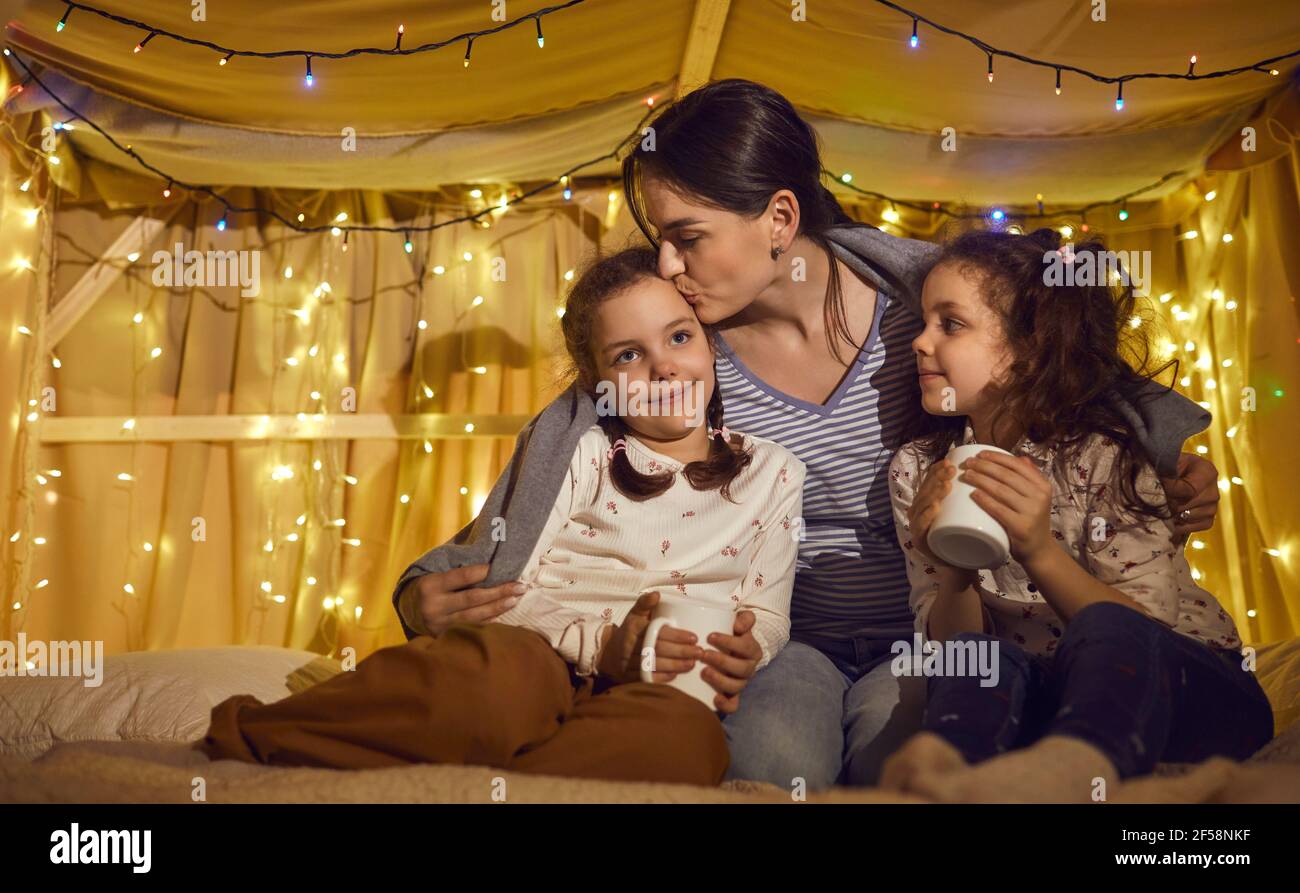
[1056,243,1076,263]
[708,424,732,441]
[606,438,628,460]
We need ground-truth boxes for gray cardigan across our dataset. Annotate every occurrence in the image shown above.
[391,223,1210,640]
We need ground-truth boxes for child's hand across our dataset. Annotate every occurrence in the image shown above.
[698,610,763,714]
[961,451,1053,565]
[908,458,957,564]
[594,592,701,684]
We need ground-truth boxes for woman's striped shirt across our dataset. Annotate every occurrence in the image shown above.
[715,288,926,642]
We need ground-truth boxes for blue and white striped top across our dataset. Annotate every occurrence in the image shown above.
[715,288,926,642]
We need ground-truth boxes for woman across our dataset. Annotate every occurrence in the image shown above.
[397,79,1222,791]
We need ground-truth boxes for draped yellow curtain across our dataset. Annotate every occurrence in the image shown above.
[1,118,617,659]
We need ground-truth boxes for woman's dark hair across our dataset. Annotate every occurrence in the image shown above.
[622,78,862,365]
[908,227,1179,521]
[558,246,754,502]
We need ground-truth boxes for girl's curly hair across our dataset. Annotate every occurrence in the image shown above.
[906,227,1180,520]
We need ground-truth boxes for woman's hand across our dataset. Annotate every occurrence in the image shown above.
[908,458,958,564]
[698,610,763,714]
[400,564,524,636]
[961,451,1054,566]
[1159,452,1220,538]
[595,592,701,684]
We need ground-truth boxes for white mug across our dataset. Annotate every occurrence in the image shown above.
[640,596,736,710]
[927,443,1013,570]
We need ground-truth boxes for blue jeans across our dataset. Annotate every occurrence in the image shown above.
[924,602,1274,778]
[721,631,926,791]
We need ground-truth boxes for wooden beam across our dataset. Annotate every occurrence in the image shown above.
[676,0,732,99]
[46,211,178,347]
[37,414,535,444]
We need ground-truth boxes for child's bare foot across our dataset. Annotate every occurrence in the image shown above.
[879,732,968,791]
[905,735,1120,803]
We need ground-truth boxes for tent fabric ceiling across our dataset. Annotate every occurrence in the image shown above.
[4,0,1300,204]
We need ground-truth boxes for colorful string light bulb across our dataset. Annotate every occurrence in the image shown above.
[909,18,919,49]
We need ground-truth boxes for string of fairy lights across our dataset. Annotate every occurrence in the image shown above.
[876,0,1296,107]
[826,166,1191,230]
[44,0,1297,103]
[52,0,587,74]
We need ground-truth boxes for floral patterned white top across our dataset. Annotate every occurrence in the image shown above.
[495,424,807,676]
[887,421,1242,658]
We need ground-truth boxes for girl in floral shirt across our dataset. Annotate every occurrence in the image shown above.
[880,228,1273,802]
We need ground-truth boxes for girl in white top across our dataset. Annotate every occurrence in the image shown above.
[196,246,802,783]
[495,246,806,710]
[879,228,1272,801]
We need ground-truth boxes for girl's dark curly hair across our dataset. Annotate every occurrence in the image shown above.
[557,246,753,503]
[907,227,1179,521]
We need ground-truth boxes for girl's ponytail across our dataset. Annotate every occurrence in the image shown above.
[596,386,754,503]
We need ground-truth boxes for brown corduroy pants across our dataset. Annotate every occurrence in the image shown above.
[196,622,730,786]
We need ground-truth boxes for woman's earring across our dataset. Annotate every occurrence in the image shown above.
[770,244,785,260]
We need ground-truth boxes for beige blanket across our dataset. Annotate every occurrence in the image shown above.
[3,724,1297,804]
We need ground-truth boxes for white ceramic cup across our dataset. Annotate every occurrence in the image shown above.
[926,443,1013,570]
[640,597,736,709]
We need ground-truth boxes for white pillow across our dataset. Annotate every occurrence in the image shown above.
[0,645,340,760]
